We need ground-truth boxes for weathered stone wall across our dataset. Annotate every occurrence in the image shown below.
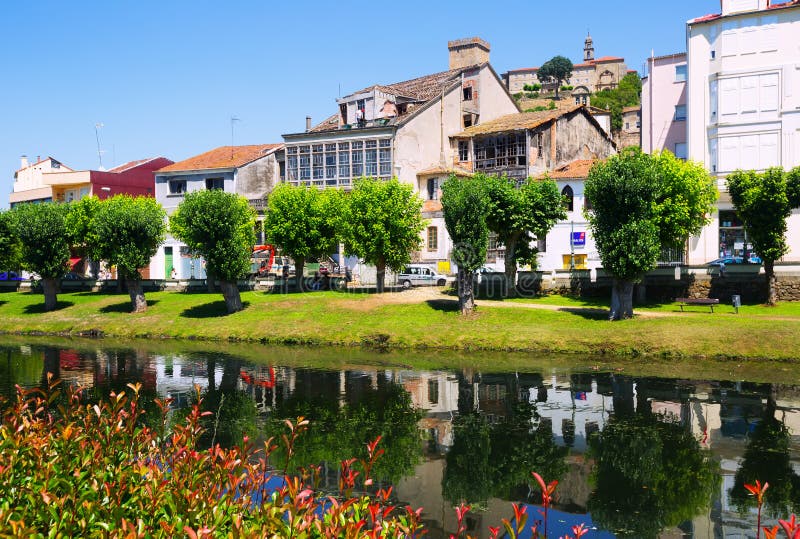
[527,266,800,303]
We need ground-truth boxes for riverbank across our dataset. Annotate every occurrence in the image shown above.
[1,288,799,362]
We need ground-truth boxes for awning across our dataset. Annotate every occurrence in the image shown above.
[69,257,81,269]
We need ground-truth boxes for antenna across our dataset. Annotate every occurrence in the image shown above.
[94,123,105,170]
[230,116,241,159]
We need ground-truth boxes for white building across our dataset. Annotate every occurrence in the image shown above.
[686,0,800,263]
[152,144,283,279]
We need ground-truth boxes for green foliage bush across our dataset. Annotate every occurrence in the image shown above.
[0,380,425,537]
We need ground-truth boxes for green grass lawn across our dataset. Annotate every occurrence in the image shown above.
[1,288,800,363]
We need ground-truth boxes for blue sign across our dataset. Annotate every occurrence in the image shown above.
[571,231,586,247]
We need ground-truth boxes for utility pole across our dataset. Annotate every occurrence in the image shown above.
[230,116,241,159]
[94,123,105,170]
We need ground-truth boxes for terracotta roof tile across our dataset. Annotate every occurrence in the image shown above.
[158,145,282,172]
[539,159,598,179]
[307,64,482,133]
[416,165,473,177]
[453,105,584,137]
[108,158,153,173]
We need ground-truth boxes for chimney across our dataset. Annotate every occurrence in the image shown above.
[306,116,312,132]
[20,155,29,169]
[448,37,491,70]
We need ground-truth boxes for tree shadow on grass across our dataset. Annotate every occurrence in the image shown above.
[23,301,75,314]
[425,299,460,312]
[181,301,251,318]
[100,300,161,314]
[0,301,7,309]
[558,307,611,321]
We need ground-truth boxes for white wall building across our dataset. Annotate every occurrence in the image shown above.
[687,0,800,263]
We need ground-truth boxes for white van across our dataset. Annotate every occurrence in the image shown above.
[397,265,447,288]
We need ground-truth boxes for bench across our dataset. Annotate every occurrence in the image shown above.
[675,297,720,313]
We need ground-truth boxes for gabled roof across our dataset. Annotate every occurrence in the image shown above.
[107,157,167,173]
[305,64,485,134]
[158,145,283,173]
[540,159,598,179]
[454,105,584,137]
[15,156,66,174]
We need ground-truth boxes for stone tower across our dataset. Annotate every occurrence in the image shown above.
[448,37,491,70]
[584,33,594,62]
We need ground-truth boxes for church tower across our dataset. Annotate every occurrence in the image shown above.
[583,32,594,62]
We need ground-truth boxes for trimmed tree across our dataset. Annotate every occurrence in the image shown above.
[11,203,72,311]
[0,210,22,273]
[585,148,716,320]
[537,56,573,99]
[264,183,342,291]
[441,175,489,314]
[170,190,255,313]
[727,167,800,306]
[483,174,566,293]
[65,195,101,275]
[344,177,425,293]
[91,195,166,313]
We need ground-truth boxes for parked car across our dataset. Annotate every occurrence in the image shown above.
[706,257,743,266]
[0,271,22,281]
[397,265,447,288]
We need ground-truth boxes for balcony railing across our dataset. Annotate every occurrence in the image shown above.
[248,198,267,211]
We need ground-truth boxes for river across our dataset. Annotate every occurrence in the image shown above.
[1,338,798,538]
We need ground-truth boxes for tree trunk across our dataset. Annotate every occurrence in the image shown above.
[503,235,519,297]
[609,278,634,321]
[220,280,243,313]
[127,278,147,313]
[765,260,778,306]
[376,257,386,293]
[41,277,59,312]
[457,268,475,315]
[206,269,215,293]
[295,257,305,292]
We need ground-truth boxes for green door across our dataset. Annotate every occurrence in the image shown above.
[165,247,173,278]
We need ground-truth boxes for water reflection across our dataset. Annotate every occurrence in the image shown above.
[2,341,800,538]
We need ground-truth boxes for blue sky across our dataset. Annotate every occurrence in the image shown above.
[0,0,720,206]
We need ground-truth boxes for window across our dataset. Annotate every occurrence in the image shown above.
[427,227,438,251]
[675,64,687,82]
[205,177,224,190]
[427,178,439,201]
[562,185,574,212]
[674,142,687,160]
[428,379,439,405]
[463,114,473,128]
[625,122,630,130]
[458,141,469,162]
[674,104,687,121]
[537,237,547,253]
[169,179,187,195]
[463,86,473,101]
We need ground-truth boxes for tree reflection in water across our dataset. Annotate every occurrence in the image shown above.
[730,388,800,518]
[262,370,423,485]
[588,378,719,538]
[443,390,568,505]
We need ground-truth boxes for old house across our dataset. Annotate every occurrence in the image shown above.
[451,105,616,271]
[152,144,284,279]
[282,37,519,272]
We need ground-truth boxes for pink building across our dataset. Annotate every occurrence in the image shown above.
[641,52,687,159]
